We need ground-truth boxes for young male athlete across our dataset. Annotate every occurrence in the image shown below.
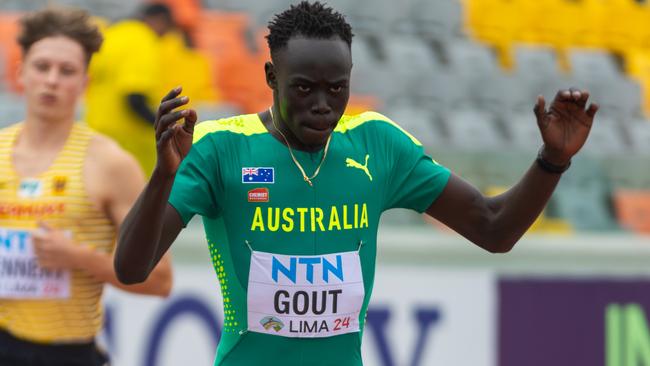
[115,2,599,365]
[0,8,172,366]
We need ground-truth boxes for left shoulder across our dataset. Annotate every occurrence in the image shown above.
[335,111,422,146]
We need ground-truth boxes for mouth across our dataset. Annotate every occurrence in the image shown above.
[302,120,336,133]
[39,94,58,104]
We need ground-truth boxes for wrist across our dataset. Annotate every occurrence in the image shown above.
[537,146,571,174]
[151,165,177,182]
[540,145,570,166]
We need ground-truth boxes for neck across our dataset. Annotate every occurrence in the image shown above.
[20,112,74,150]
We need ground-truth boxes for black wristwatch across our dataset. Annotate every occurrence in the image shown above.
[536,148,571,174]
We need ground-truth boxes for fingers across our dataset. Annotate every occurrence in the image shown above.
[574,89,590,109]
[534,95,546,122]
[156,109,191,139]
[555,89,572,102]
[586,103,599,118]
[160,86,182,105]
[182,109,197,135]
[158,95,189,119]
[553,87,597,113]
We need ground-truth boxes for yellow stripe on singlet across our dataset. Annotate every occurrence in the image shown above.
[0,122,116,343]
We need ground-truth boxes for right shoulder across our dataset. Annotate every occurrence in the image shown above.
[193,113,268,144]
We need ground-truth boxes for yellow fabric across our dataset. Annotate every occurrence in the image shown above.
[158,31,218,106]
[194,111,422,146]
[85,20,162,176]
[0,123,116,343]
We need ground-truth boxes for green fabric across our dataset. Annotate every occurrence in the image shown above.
[169,112,450,365]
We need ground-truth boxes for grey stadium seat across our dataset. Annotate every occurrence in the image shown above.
[442,109,503,150]
[568,48,622,81]
[383,103,443,151]
[503,112,543,152]
[579,116,628,157]
[410,0,464,42]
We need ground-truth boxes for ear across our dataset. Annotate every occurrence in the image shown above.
[264,61,277,90]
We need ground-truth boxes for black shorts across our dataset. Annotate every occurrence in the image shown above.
[0,329,109,366]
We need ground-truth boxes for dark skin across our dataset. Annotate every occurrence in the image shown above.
[114,36,598,284]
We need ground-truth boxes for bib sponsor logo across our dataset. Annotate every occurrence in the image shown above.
[260,316,284,332]
[52,176,67,195]
[242,167,274,184]
[247,251,365,338]
[0,228,70,299]
[248,188,269,203]
[19,179,43,198]
[0,202,65,219]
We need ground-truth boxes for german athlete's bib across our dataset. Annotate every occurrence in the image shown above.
[247,250,365,338]
[0,228,71,299]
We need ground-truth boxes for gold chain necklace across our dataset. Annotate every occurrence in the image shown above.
[269,108,332,187]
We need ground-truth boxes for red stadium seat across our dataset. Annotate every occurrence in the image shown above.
[0,13,22,93]
[613,190,650,234]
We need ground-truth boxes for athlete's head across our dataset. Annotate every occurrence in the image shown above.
[141,3,175,37]
[17,7,102,123]
[265,1,353,150]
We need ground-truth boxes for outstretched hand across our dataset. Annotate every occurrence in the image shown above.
[154,86,197,177]
[534,88,599,165]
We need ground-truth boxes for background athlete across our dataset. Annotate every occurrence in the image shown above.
[0,8,172,366]
[115,2,598,365]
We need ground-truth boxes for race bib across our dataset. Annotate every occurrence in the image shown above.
[247,250,365,338]
[0,228,71,299]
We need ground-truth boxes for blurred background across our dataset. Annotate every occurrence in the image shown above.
[3,0,650,365]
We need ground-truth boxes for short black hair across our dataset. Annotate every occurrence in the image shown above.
[266,1,353,55]
[141,3,173,23]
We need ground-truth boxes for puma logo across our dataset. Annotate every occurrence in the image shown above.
[345,154,373,181]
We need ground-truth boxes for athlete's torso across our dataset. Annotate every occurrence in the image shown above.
[0,123,115,343]
[170,112,450,365]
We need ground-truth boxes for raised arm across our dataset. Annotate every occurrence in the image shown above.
[427,88,598,253]
[114,87,197,284]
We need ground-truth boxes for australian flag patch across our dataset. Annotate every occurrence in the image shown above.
[242,167,274,184]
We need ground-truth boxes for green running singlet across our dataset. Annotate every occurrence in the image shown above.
[169,111,451,366]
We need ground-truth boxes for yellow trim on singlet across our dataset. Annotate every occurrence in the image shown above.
[193,111,422,146]
[334,111,422,146]
[0,122,116,343]
[193,114,268,143]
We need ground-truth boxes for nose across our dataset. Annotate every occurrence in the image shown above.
[45,67,60,86]
[311,91,331,115]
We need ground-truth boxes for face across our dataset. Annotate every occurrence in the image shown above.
[19,36,88,123]
[267,36,352,149]
[145,15,172,36]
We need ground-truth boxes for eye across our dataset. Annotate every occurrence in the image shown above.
[297,85,311,93]
[60,66,77,76]
[34,62,49,72]
[330,85,343,93]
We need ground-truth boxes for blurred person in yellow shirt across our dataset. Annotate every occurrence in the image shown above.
[85,3,175,176]
[158,30,219,109]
